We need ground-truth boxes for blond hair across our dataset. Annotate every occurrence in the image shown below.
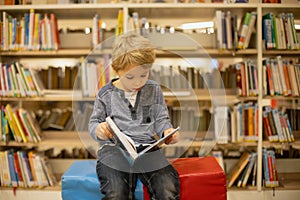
[111,32,156,72]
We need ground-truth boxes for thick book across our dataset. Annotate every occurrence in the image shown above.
[105,116,180,161]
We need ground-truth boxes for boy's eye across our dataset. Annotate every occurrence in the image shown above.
[141,74,147,78]
[125,76,134,80]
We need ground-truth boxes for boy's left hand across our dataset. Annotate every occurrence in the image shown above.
[164,128,179,145]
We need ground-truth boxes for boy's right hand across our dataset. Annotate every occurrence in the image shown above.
[96,122,114,140]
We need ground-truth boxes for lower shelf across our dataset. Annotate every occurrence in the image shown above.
[1,158,300,200]
[1,188,300,200]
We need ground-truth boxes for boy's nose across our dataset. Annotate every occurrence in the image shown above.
[135,79,142,85]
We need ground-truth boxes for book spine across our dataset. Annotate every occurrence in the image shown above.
[238,12,251,49]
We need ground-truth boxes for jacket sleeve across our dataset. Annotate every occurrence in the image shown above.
[88,94,107,141]
[153,85,173,137]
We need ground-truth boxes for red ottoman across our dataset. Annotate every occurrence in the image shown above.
[144,157,227,200]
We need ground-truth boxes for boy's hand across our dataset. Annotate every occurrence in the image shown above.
[164,128,179,145]
[96,122,113,140]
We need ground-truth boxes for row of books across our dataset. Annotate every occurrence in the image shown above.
[81,54,114,97]
[37,65,79,90]
[150,59,258,97]
[214,103,294,144]
[263,106,295,143]
[35,107,74,131]
[170,101,291,144]
[1,10,60,51]
[0,150,57,188]
[1,102,94,144]
[262,148,279,187]
[263,57,300,97]
[1,104,42,144]
[262,12,299,50]
[0,62,44,97]
[1,58,106,98]
[92,14,105,49]
[230,60,258,97]
[215,10,256,50]
[227,151,257,188]
[169,106,212,133]
[285,108,300,132]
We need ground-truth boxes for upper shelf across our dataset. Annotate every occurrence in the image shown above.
[0,3,259,20]
[0,3,124,19]
[1,3,300,18]
[0,48,258,57]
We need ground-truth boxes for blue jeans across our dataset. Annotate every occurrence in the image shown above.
[96,145,180,200]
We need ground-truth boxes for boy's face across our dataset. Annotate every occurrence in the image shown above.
[117,64,150,92]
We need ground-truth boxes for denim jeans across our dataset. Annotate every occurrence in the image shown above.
[96,145,180,200]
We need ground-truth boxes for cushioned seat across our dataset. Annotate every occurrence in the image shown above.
[144,157,227,200]
[62,157,226,200]
[61,160,144,200]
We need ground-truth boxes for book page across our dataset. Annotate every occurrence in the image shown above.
[105,117,138,160]
[138,127,180,157]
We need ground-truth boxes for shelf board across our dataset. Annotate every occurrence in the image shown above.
[0,48,258,57]
[156,49,258,57]
[0,131,97,148]
[0,49,91,57]
[0,96,95,102]
[127,3,259,9]
[263,50,300,55]
[261,3,300,9]
[0,185,61,191]
[0,89,256,102]
[262,141,300,150]
[264,95,300,100]
[0,3,124,19]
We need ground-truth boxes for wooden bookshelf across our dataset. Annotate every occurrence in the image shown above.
[1,2,300,199]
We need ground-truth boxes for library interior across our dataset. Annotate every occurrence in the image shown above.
[0,0,300,199]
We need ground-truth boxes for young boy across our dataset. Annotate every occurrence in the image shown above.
[88,32,180,200]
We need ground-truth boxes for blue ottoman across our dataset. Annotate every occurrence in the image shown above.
[61,160,144,200]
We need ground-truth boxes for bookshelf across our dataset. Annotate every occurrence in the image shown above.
[1,1,300,200]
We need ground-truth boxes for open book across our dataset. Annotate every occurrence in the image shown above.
[106,116,180,161]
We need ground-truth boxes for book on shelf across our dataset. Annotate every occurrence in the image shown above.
[227,151,251,188]
[106,116,180,161]
[81,57,113,97]
[243,12,257,49]
[214,106,230,144]
[237,12,252,49]
[0,150,57,188]
[241,152,257,187]
[236,160,249,187]
[1,10,60,51]
[234,60,258,97]
[0,151,11,187]
[262,106,294,143]
[262,0,281,3]
[263,148,279,187]
[3,104,42,143]
[236,152,257,188]
[262,12,299,50]
[211,151,224,170]
[0,62,46,97]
